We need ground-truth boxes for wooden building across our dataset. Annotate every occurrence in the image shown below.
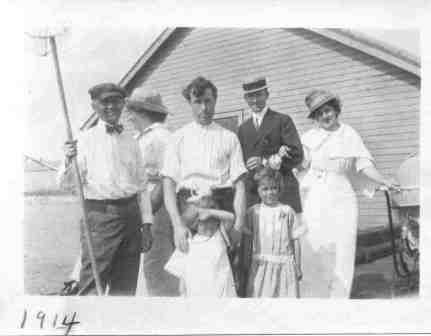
[82,28,420,234]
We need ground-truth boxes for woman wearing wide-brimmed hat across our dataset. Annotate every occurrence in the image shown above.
[297,89,399,298]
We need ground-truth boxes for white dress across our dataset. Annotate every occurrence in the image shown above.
[165,229,237,297]
[298,123,375,298]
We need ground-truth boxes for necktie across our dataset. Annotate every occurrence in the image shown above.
[254,116,260,129]
[106,123,124,134]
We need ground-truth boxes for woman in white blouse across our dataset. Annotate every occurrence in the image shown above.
[297,89,399,298]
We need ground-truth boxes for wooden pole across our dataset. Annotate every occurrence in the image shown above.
[48,36,103,295]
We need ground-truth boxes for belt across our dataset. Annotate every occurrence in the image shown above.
[253,253,293,264]
[85,194,137,207]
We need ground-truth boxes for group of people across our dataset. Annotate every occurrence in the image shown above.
[57,76,398,298]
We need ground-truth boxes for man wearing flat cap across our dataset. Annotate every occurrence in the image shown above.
[57,83,152,295]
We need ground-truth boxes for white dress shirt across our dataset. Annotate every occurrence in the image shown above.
[161,121,247,195]
[251,105,268,129]
[57,120,146,200]
[135,122,172,223]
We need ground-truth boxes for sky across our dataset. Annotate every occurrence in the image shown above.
[24,26,419,161]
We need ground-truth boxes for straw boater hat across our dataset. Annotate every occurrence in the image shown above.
[126,92,170,115]
[242,76,268,94]
[305,89,341,119]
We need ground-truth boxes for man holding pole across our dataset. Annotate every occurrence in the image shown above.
[58,83,153,295]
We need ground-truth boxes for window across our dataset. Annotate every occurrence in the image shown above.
[214,109,246,133]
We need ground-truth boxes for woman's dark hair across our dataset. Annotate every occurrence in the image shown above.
[182,76,218,102]
[310,98,341,120]
[254,166,282,187]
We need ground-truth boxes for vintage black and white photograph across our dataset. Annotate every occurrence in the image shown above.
[23,25,420,301]
[2,0,429,333]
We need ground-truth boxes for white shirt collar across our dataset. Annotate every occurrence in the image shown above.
[252,105,268,122]
[134,122,166,140]
[190,120,217,130]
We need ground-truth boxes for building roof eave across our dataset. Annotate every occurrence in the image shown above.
[80,27,420,130]
[309,28,420,77]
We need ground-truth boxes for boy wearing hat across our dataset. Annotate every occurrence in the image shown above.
[237,77,304,212]
[125,92,180,296]
[57,83,152,295]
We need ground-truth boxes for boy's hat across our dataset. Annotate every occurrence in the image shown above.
[126,92,170,115]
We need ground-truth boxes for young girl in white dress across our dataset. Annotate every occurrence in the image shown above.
[165,195,237,297]
[244,166,307,297]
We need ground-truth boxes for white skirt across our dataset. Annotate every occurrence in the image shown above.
[300,172,358,298]
[165,230,237,297]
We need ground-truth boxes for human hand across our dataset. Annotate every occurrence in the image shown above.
[278,145,292,158]
[381,177,401,192]
[63,140,77,162]
[140,223,153,253]
[229,225,242,247]
[173,220,191,253]
[246,156,263,170]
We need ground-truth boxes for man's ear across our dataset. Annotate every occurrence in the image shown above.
[91,100,98,111]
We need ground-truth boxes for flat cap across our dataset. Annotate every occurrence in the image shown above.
[88,83,126,100]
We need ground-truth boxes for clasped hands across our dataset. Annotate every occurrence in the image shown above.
[246,145,292,171]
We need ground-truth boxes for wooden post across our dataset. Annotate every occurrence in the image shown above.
[48,36,103,295]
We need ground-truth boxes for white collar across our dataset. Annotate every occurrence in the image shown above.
[252,105,268,121]
[190,120,217,130]
[134,122,166,140]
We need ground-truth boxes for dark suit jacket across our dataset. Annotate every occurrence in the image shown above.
[237,108,303,212]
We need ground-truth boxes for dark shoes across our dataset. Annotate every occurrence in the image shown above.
[59,280,80,296]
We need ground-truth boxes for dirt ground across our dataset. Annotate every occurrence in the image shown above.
[24,196,419,298]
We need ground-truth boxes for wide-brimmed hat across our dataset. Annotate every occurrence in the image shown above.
[126,92,170,115]
[305,89,341,119]
[88,83,126,100]
[242,76,268,94]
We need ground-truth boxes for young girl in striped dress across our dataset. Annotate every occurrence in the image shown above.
[244,166,307,297]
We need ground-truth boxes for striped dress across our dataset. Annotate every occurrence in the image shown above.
[245,203,306,297]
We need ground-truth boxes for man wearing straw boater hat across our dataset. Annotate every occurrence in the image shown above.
[237,77,304,296]
[237,76,303,211]
[58,83,152,295]
[125,92,180,296]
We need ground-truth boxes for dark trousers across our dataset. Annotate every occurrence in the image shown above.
[77,196,142,296]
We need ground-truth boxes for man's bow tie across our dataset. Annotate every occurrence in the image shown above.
[105,123,124,134]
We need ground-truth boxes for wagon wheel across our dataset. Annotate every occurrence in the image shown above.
[398,233,419,276]
[384,191,410,278]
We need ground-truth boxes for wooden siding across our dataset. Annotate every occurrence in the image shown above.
[127,28,420,232]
